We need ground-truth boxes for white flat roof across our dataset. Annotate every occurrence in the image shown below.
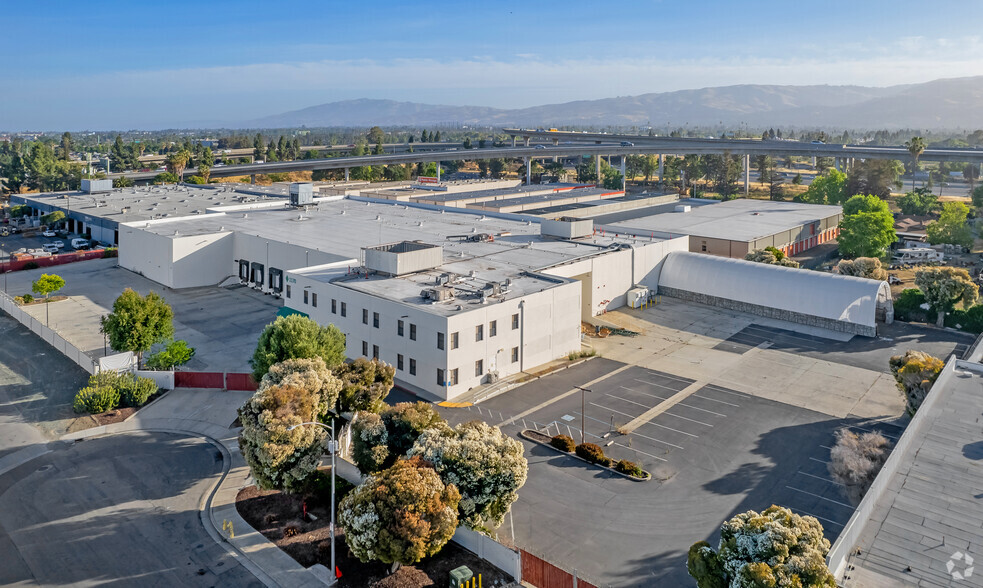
[602,198,843,242]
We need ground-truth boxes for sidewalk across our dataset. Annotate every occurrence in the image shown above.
[60,388,335,588]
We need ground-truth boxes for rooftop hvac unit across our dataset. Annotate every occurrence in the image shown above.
[421,287,455,301]
[674,205,691,213]
[289,183,314,206]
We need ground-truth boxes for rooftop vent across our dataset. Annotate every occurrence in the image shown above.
[674,205,691,213]
[541,216,593,239]
[362,241,443,277]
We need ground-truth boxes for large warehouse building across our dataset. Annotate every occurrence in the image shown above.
[597,198,843,259]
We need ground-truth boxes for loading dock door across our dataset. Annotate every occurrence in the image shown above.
[250,262,265,286]
[238,260,250,281]
[268,268,283,294]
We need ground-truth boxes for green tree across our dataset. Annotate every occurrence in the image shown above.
[410,420,528,531]
[145,339,196,370]
[100,289,175,364]
[798,169,847,204]
[914,266,979,327]
[704,153,741,199]
[905,136,925,190]
[165,149,191,177]
[152,172,180,185]
[113,176,135,188]
[198,147,214,182]
[837,195,897,258]
[601,166,624,190]
[488,158,506,179]
[60,132,72,161]
[368,126,385,145]
[334,357,394,414]
[926,201,974,248]
[41,211,65,226]
[896,187,939,215]
[249,314,346,382]
[890,350,945,414]
[259,357,342,419]
[846,159,903,199]
[973,184,983,208]
[834,257,888,280]
[351,401,445,474]
[32,273,65,301]
[687,505,836,588]
[339,456,460,567]
[745,248,799,267]
[575,157,598,183]
[963,163,979,192]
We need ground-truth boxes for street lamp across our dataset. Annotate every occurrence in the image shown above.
[287,419,338,585]
[574,386,591,443]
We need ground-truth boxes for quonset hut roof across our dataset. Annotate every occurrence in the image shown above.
[658,251,891,329]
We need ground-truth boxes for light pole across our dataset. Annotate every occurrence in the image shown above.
[574,386,591,443]
[287,420,338,585]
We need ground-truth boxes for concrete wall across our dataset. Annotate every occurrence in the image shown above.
[234,233,341,290]
[660,286,876,336]
[119,227,177,286]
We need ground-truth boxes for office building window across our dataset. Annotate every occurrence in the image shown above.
[340,302,347,317]
[361,341,368,356]
[475,324,484,341]
[489,320,497,337]
[304,290,309,304]
[331,299,337,314]
[372,344,379,359]
[437,369,445,386]
[362,308,368,325]
[286,285,291,299]
[437,332,445,350]
[373,312,379,328]
[397,320,404,336]
[450,332,459,349]
[397,354,404,371]
[512,313,519,329]
[409,324,417,341]
[311,293,317,307]
[409,358,416,376]
[475,359,483,377]
[511,346,519,363]
[449,368,459,385]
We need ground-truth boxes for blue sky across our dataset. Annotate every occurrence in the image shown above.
[4,0,983,130]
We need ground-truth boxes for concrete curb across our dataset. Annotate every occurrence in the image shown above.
[0,443,54,478]
[519,429,652,482]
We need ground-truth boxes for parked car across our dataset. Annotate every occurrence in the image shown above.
[51,240,65,249]
[41,229,56,237]
[41,243,60,254]
[71,238,90,249]
[56,229,69,238]
[888,275,903,285]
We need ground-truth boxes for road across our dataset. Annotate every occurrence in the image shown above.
[0,432,263,587]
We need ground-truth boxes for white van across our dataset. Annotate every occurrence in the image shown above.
[71,238,90,249]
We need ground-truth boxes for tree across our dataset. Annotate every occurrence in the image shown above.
[834,257,888,280]
[334,357,394,414]
[837,195,896,258]
[890,350,944,414]
[745,247,799,267]
[704,153,741,199]
[896,187,939,215]
[32,273,65,300]
[60,132,72,161]
[113,176,135,188]
[260,356,342,418]
[827,428,891,505]
[601,166,623,190]
[973,184,983,208]
[198,147,214,182]
[100,289,174,364]
[339,456,460,567]
[152,172,180,185]
[687,505,836,588]
[963,162,979,191]
[575,158,598,183]
[165,150,191,177]
[846,159,903,199]
[914,266,979,327]
[409,420,528,530]
[250,314,346,382]
[144,339,196,370]
[926,201,973,248]
[905,136,925,190]
[41,210,65,226]
[798,169,847,204]
[368,126,385,145]
[351,401,445,474]
[238,379,329,493]
[488,158,506,179]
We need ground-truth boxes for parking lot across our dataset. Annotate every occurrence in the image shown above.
[0,230,98,259]
[433,299,967,586]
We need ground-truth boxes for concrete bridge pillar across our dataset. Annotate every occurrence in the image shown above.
[658,154,664,184]
[552,138,559,146]
[744,154,750,196]
[523,136,530,147]
[620,156,626,190]
[525,157,531,186]
[344,168,350,182]
[811,156,817,168]
[595,155,602,186]
[437,162,441,182]
[510,135,516,148]
[250,174,256,184]
[834,158,841,172]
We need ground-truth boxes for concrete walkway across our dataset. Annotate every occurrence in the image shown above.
[57,388,335,588]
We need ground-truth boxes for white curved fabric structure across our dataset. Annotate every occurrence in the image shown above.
[659,251,891,331]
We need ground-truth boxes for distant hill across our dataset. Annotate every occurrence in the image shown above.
[248,77,983,129]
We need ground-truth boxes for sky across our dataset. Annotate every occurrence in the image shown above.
[4,0,983,130]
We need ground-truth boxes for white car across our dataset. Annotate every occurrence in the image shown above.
[41,229,56,237]
[41,243,60,254]
[51,240,65,249]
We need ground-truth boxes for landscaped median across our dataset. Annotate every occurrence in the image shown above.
[520,430,651,481]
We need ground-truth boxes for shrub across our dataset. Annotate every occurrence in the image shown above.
[615,459,645,477]
[102,247,118,258]
[73,385,120,414]
[827,428,892,505]
[117,373,157,407]
[598,456,614,467]
[282,522,302,538]
[21,294,34,304]
[945,304,983,334]
[575,442,606,464]
[550,434,575,452]
[890,349,944,414]
[893,288,929,322]
[23,262,39,270]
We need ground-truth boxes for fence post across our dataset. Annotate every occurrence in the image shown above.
[573,570,578,588]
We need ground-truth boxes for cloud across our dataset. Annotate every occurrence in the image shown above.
[5,37,983,129]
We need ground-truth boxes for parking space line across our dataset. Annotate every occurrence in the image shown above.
[621,429,684,450]
[499,364,635,427]
[847,424,899,440]
[588,401,638,421]
[609,390,727,418]
[691,393,740,407]
[701,385,751,399]
[610,442,668,462]
[602,392,651,409]
[641,420,699,438]
[788,507,846,529]
[660,412,713,427]
[633,378,689,394]
[784,486,854,509]
[797,470,843,487]
[810,457,830,465]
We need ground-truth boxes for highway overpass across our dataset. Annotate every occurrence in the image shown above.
[135,141,479,165]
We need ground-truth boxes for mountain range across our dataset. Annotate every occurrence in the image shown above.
[249,76,983,130]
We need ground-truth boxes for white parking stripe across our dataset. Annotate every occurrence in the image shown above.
[788,507,845,528]
[641,419,699,438]
[691,393,740,407]
[610,442,668,462]
[639,369,695,385]
[701,385,750,398]
[785,485,854,509]
[633,378,689,394]
[660,411,713,427]
[810,456,830,465]
[607,390,727,418]
[623,429,684,450]
[847,424,899,440]
[797,470,844,487]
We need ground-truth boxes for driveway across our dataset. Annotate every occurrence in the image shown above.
[0,431,263,587]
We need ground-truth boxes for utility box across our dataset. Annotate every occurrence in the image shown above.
[363,241,443,276]
[449,566,473,588]
[289,183,314,206]
[81,179,113,194]
[627,286,649,308]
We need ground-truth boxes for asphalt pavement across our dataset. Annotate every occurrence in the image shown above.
[0,431,263,587]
